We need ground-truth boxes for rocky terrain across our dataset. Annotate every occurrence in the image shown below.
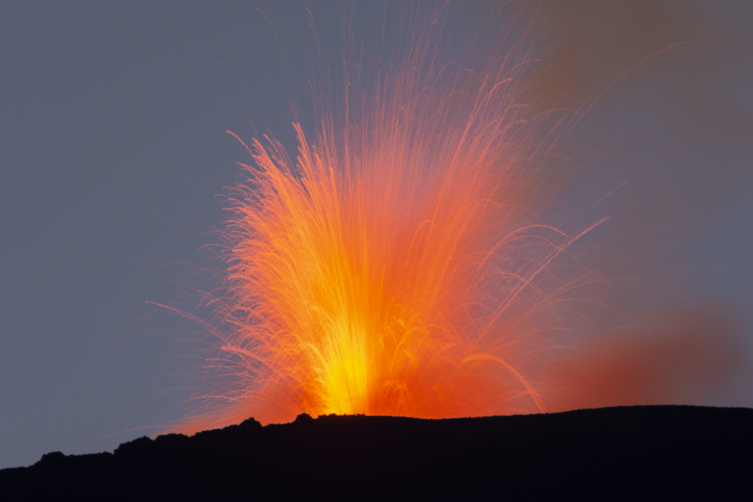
[2,405,751,500]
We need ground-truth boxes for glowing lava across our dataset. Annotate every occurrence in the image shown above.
[163,3,735,434]
[186,4,619,426]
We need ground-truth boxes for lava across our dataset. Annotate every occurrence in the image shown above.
[168,2,737,431]
[194,3,601,426]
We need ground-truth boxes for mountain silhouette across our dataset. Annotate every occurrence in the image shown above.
[2,405,750,500]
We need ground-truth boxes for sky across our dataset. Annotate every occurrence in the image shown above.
[1,0,752,469]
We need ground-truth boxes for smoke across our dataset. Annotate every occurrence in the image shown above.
[538,0,751,131]
[544,304,748,410]
[538,0,752,214]
[527,0,753,409]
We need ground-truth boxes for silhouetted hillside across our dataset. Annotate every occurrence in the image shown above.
[2,406,751,500]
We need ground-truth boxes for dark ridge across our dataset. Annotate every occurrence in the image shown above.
[2,406,751,500]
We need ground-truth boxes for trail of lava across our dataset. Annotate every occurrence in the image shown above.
[164,2,736,432]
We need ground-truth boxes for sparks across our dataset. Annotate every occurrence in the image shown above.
[167,2,724,433]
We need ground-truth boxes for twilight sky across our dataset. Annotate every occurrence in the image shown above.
[1,0,752,469]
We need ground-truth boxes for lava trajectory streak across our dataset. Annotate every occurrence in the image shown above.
[167,2,732,432]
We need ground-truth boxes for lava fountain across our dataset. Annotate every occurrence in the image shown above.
[169,2,730,431]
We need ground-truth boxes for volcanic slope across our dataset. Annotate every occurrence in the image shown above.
[2,406,751,500]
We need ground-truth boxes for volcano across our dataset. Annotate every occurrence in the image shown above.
[2,405,750,499]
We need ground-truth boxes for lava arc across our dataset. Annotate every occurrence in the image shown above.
[170,3,724,432]
[185,3,620,428]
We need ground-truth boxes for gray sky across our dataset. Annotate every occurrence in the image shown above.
[1,1,752,469]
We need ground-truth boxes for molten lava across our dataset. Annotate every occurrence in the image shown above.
[166,4,734,433]
[198,5,616,425]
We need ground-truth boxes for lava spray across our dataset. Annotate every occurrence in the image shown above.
[166,1,741,432]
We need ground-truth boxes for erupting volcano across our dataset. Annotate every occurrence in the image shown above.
[169,2,735,431]
[214,97,604,419]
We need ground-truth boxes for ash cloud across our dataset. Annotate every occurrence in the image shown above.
[544,304,751,410]
[538,0,753,142]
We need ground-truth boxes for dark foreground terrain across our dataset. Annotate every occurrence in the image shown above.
[2,406,751,500]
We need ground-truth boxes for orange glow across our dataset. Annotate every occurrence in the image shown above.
[167,4,735,431]
[192,5,617,425]
[222,115,567,420]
